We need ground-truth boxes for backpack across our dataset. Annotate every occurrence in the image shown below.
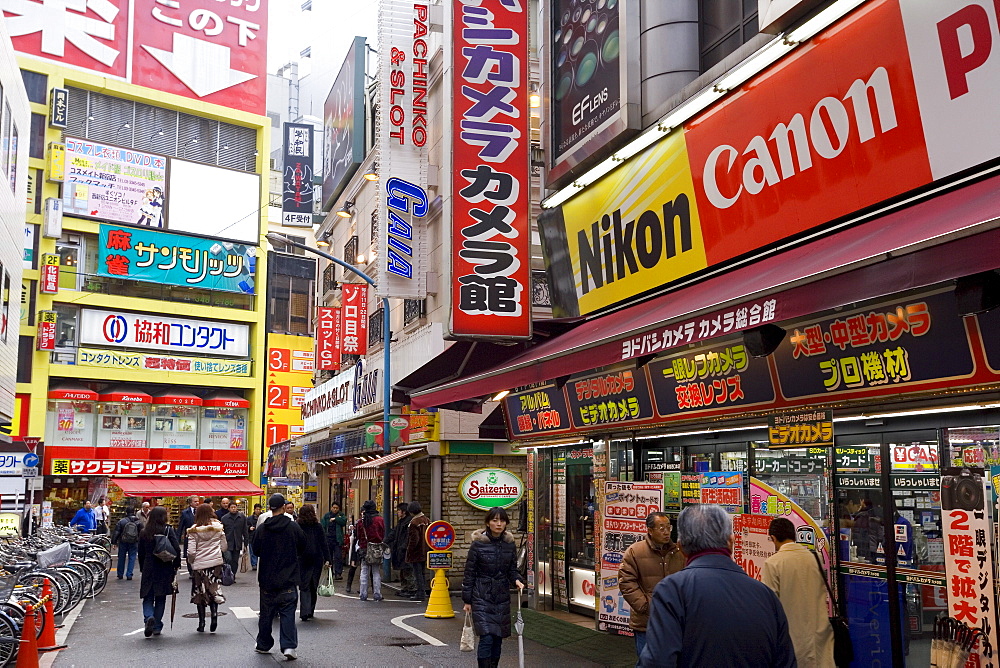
[121,519,139,544]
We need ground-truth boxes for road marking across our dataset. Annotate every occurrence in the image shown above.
[230,606,257,619]
[390,613,447,647]
[123,627,146,636]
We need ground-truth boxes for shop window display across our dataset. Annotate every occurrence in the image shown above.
[150,405,199,448]
[200,407,247,449]
[45,399,95,446]
[96,401,149,448]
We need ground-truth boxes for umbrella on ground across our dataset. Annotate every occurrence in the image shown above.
[515,587,525,668]
[170,577,178,629]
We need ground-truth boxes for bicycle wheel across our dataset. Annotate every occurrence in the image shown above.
[19,573,65,617]
[0,610,19,667]
[82,560,106,597]
[88,547,112,573]
[53,568,84,613]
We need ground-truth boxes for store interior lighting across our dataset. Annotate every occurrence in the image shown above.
[833,402,1000,423]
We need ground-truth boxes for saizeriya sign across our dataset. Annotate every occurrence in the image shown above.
[459,468,524,510]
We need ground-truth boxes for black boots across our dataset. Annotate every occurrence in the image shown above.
[209,602,218,633]
[477,660,490,668]
[196,605,205,633]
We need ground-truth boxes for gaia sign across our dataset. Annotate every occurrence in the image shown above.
[459,468,524,510]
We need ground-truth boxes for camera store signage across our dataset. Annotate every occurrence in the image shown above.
[768,410,833,449]
[940,467,997,665]
[459,468,524,511]
[565,368,654,428]
[48,459,249,477]
[79,309,249,357]
[503,385,573,439]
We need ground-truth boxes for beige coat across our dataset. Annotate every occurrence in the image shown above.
[187,521,227,571]
[761,542,835,668]
[617,536,685,631]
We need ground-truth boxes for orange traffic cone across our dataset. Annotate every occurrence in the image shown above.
[14,604,39,668]
[37,580,65,652]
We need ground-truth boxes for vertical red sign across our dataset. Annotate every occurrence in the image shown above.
[316,306,341,371]
[340,284,368,356]
[451,0,530,339]
[39,254,60,294]
[36,310,56,351]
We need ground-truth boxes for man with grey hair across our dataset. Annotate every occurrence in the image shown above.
[638,505,795,667]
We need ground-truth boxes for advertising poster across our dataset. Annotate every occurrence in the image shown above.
[62,138,166,225]
[748,477,831,574]
[733,514,775,581]
[680,473,701,506]
[281,122,315,227]
[316,307,341,371]
[340,283,368,356]
[322,36,367,208]
[598,481,663,636]
[265,334,315,447]
[699,472,743,512]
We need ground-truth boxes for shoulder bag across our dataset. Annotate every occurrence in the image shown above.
[154,528,178,563]
[359,521,385,565]
[812,551,854,667]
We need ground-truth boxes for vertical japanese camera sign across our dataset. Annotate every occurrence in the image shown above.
[451,0,531,339]
[940,467,998,665]
[281,123,314,227]
[316,306,341,371]
[340,284,368,356]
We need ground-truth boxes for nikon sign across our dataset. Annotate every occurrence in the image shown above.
[459,468,524,511]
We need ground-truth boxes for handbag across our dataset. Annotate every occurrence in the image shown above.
[240,549,250,573]
[153,531,178,563]
[317,565,336,597]
[221,563,235,586]
[812,552,854,667]
[460,612,475,652]
[359,522,385,565]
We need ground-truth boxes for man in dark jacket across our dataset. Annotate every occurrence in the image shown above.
[177,494,200,573]
[321,502,347,580]
[111,507,142,580]
[405,502,431,602]
[216,498,230,521]
[387,503,413,596]
[251,494,306,660]
[221,502,250,578]
[638,504,795,668]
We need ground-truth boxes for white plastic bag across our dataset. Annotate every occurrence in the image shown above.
[460,612,475,652]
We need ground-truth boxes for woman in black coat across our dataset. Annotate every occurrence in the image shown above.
[297,504,331,621]
[137,506,181,637]
[462,507,525,668]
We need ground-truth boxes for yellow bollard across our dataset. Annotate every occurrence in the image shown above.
[424,568,454,618]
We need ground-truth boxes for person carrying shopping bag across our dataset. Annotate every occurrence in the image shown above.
[462,507,525,668]
[137,506,181,638]
[187,503,228,633]
[354,500,385,601]
[296,504,331,620]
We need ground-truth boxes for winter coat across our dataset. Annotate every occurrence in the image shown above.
[138,527,181,598]
[761,542,835,668]
[461,529,523,638]
[299,523,331,584]
[178,505,196,535]
[136,510,150,528]
[354,515,385,549]
[638,553,795,668]
[321,511,347,546]
[617,536,686,631]
[406,514,431,564]
[111,515,141,546]
[251,513,306,592]
[70,508,95,532]
[389,515,411,568]
[187,521,227,571]
[221,511,250,555]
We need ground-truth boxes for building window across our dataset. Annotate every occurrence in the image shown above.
[700,0,759,73]
[531,270,551,307]
[322,263,337,295]
[267,253,316,335]
[29,113,45,160]
[19,70,47,105]
[368,306,384,349]
[403,299,424,325]
[344,236,359,267]
[17,336,33,383]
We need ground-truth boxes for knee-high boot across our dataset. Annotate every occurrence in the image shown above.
[196,604,206,632]
[209,602,218,633]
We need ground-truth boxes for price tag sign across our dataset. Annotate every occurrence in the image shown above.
[427,551,453,570]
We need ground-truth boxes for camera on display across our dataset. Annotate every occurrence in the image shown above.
[940,468,985,511]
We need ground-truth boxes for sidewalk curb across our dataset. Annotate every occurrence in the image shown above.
[38,598,87,668]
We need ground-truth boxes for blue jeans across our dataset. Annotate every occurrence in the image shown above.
[634,631,647,660]
[478,634,502,660]
[248,542,258,569]
[257,587,297,651]
[142,594,166,632]
[117,544,137,578]
[359,561,381,599]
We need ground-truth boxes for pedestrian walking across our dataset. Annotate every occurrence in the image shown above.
[136,501,151,528]
[388,503,413,596]
[187,503,227,633]
[354,500,385,602]
[321,502,347,580]
[216,498,231,521]
[617,511,685,658]
[70,500,95,533]
[248,503,262,570]
[251,493,306,660]
[405,502,431,602]
[344,522,360,595]
[296,504,331,621]
[93,496,109,535]
[284,502,297,521]
[638,504,795,667]
[221,502,250,579]
[178,495,200,573]
[112,505,142,580]
[462,506,526,668]
[761,517,835,668]
[137,506,181,638]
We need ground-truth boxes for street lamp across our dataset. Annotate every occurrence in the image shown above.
[266,232,394,527]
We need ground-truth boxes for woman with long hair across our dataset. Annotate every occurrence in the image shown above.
[296,504,331,620]
[187,503,227,633]
[353,500,385,601]
[137,506,180,637]
[462,507,525,668]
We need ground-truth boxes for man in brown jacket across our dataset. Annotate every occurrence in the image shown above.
[405,502,431,602]
[618,511,685,658]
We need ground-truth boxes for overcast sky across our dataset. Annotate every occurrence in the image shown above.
[267,0,379,76]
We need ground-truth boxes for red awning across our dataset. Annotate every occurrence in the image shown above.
[152,391,203,407]
[114,477,263,497]
[98,387,152,403]
[201,392,250,408]
[48,384,98,401]
[411,172,1000,409]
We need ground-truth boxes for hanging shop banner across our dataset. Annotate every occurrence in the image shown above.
[340,283,368,356]
[62,138,167,226]
[48,458,249,477]
[699,472,743,512]
[748,477,832,574]
[377,0,429,299]
[281,123,315,227]
[768,410,834,449]
[36,310,56,351]
[451,0,531,339]
[39,254,59,294]
[315,307,341,371]
[363,418,409,450]
[940,467,999,666]
[772,291,974,400]
[459,468,524,511]
[265,334,315,447]
[733,514,775,581]
[647,340,774,417]
[598,481,663,636]
[97,225,255,294]
[76,348,251,377]
[322,36,367,208]
[503,385,573,439]
[79,308,249,357]
[401,408,439,444]
[565,368,654,429]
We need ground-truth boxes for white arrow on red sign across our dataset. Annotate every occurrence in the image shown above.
[142,33,255,98]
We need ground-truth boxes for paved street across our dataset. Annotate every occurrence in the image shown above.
[46,572,607,667]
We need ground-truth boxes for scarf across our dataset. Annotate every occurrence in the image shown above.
[684,547,732,566]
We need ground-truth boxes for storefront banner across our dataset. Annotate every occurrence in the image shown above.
[565,368,654,429]
[749,477,831,573]
[363,418,409,450]
[48,458,249,476]
[79,308,249,358]
[36,310,56,351]
[265,334,315,447]
[526,451,536,589]
[647,340,774,417]
[699,472,743,512]
[451,0,531,338]
[280,122,315,227]
[316,307,340,371]
[768,410,834,449]
[340,284,368,355]
[756,449,826,475]
[733,514,775,581]
[76,348,251,376]
[772,290,974,401]
[598,481,663,636]
[97,225,256,294]
[62,138,167,226]
[503,385,573,439]
[940,467,999,666]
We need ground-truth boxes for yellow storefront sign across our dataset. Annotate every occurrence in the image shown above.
[47,142,65,182]
[76,348,251,376]
[265,334,315,447]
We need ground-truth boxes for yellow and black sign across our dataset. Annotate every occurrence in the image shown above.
[768,410,834,449]
[426,551,453,570]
